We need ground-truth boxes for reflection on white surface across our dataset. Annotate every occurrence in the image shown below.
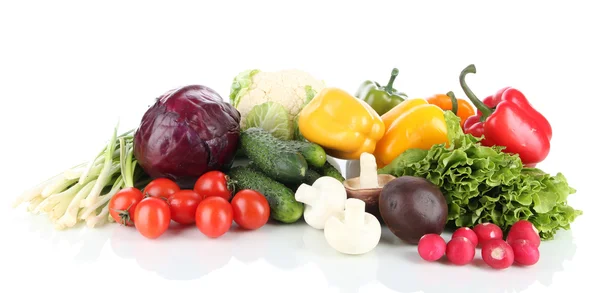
[11,208,577,293]
[6,158,579,292]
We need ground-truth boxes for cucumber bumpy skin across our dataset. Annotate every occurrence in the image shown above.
[240,127,307,184]
[228,165,304,224]
[317,161,345,182]
[287,140,327,168]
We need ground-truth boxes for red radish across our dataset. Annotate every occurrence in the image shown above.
[452,227,478,247]
[511,239,540,266]
[446,237,475,265]
[418,234,446,262]
[473,223,503,246]
[506,220,540,248]
[481,239,514,269]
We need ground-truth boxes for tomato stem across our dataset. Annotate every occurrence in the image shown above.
[226,175,238,197]
[111,202,135,226]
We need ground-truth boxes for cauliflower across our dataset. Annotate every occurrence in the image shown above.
[229,69,326,129]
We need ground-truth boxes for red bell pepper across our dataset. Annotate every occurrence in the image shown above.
[459,64,552,167]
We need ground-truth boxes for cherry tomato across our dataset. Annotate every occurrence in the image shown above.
[194,171,234,201]
[168,190,203,225]
[108,187,144,226]
[231,189,270,230]
[195,196,233,238]
[134,197,171,239]
[143,178,180,200]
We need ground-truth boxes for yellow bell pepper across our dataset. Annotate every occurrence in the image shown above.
[373,98,449,167]
[298,87,385,160]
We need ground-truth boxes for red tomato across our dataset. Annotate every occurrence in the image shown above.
[143,178,180,200]
[195,196,233,238]
[168,190,203,225]
[134,197,171,239]
[194,171,234,201]
[108,187,144,226]
[231,189,270,230]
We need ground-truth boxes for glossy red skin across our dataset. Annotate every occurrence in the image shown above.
[134,85,241,188]
[144,178,180,199]
[452,227,478,247]
[134,197,171,239]
[231,190,270,230]
[463,87,552,167]
[109,187,144,226]
[195,196,233,238]
[168,190,203,225]
[446,237,475,265]
[481,239,515,269]
[506,220,541,248]
[417,234,446,262]
[511,239,540,266]
[473,223,503,246]
[194,171,233,201]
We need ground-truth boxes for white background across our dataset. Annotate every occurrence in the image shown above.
[1,1,598,292]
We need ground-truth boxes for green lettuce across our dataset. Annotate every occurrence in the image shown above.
[378,111,582,240]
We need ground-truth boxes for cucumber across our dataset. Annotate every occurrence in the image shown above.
[288,140,327,168]
[286,167,322,191]
[317,161,345,183]
[304,168,322,185]
[228,166,304,224]
[240,127,307,184]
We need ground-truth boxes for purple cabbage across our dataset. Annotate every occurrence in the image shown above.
[134,85,241,187]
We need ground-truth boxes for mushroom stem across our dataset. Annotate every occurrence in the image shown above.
[359,153,379,189]
[295,183,319,204]
[345,198,366,228]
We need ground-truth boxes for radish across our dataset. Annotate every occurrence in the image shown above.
[481,239,514,269]
[506,220,540,248]
[446,236,475,265]
[511,239,540,266]
[452,227,478,247]
[418,234,446,262]
[473,223,503,246]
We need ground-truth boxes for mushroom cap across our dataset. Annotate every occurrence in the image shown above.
[342,174,396,218]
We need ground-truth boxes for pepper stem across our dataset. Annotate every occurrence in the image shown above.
[459,64,493,119]
[384,68,399,93]
[446,91,459,115]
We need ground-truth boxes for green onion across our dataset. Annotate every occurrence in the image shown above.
[12,123,148,230]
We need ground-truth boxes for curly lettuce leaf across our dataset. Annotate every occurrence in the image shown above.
[378,111,582,240]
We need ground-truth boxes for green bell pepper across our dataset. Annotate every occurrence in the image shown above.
[355,68,407,116]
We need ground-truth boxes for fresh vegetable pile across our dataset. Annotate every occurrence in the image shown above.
[12,63,582,270]
[378,111,579,240]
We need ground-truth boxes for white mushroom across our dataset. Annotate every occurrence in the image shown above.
[324,198,382,255]
[295,176,347,230]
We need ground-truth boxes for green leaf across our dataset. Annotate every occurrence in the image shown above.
[305,85,318,105]
[443,111,464,144]
[229,69,260,107]
[244,102,292,140]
